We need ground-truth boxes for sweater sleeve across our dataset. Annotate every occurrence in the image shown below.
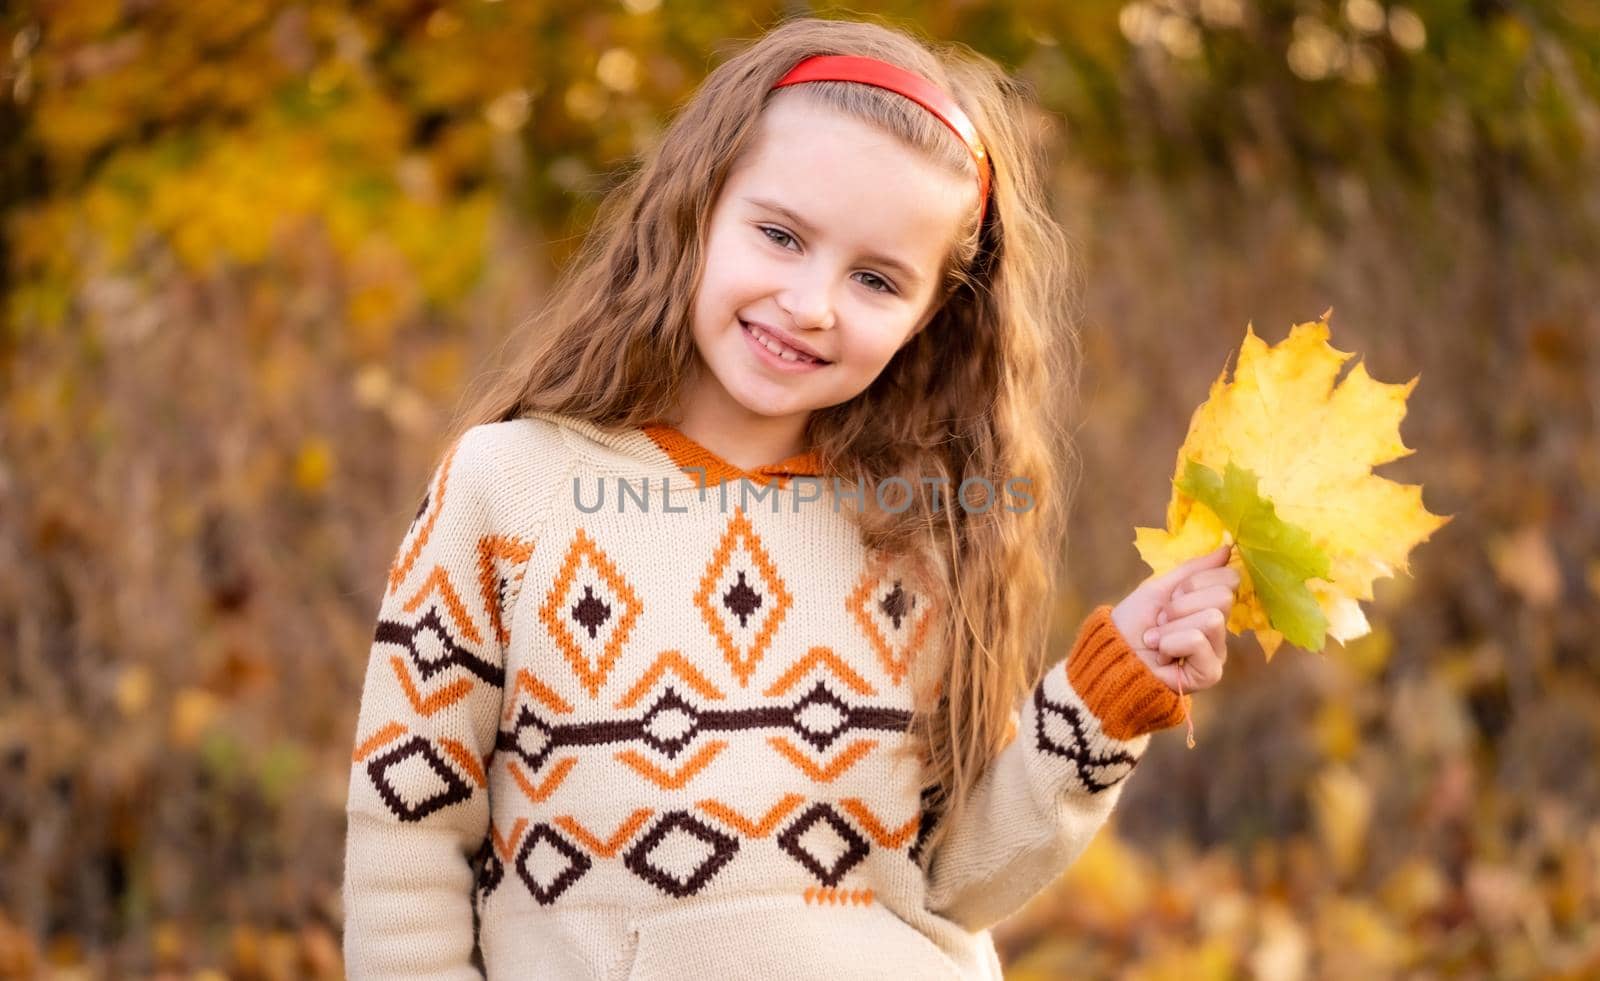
[921,604,1190,932]
[342,428,530,980]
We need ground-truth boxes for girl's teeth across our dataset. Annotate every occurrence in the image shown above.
[750,324,816,363]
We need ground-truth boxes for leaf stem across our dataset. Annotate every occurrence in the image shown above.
[1178,671,1195,748]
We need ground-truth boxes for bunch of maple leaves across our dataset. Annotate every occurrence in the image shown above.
[1135,310,1452,660]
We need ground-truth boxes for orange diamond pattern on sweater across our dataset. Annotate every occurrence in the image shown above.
[847,553,937,687]
[540,528,643,699]
[695,507,792,687]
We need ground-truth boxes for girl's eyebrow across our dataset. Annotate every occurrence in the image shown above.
[744,195,924,288]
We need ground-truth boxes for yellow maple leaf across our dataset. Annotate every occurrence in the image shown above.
[1134,310,1452,660]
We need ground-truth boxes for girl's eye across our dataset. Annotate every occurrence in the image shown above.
[757,225,897,295]
[856,272,894,295]
[759,225,797,249]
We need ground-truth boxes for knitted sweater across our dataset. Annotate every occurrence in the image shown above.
[342,411,1190,980]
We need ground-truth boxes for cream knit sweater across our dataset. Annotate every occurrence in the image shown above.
[342,411,1189,980]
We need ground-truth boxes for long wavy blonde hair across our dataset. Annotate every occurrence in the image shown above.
[451,14,1080,861]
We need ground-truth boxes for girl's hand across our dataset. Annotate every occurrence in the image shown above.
[1110,543,1239,694]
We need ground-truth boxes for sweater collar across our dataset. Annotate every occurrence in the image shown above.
[522,410,825,488]
[638,422,825,488]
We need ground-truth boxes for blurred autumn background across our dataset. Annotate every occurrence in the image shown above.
[3,0,1597,977]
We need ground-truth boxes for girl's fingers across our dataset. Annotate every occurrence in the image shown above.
[1168,552,1238,599]
[1150,628,1225,691]
[1166,585,1236,622]
[1172,567,1241,599]
[1152,608,1221,644]
[1144,607,1214,646]
[1144,608,1228,665]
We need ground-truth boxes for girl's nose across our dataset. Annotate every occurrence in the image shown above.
[776,269,836,332]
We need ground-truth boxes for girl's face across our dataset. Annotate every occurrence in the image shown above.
[687,96,975,430]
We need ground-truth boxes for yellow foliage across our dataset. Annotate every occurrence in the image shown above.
[294,438,335,493]
[1316,896,1415,973]
[170,687,221,748]
[1249,902,1311,981]
[1059,824,1157,928]
[1130,936,1237,981]
[1311,701,1360,761]
[1135,311,1452,658]
[1339,621,1393,679]
[114,665,152,717]
[1310,763,1373,880]
[417,342,468,399]
[151,919,184,965]
[1378,857,1448,922]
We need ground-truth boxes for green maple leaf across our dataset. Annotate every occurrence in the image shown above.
[1175,459,1332,651]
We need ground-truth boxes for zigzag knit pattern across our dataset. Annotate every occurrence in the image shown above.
[342,412,1189,981]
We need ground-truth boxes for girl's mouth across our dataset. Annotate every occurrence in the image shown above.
[741,320,830,370]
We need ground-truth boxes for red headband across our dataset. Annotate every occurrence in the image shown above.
[770,54,992,226]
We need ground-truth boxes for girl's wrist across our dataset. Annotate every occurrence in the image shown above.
[1068,605,1191,740]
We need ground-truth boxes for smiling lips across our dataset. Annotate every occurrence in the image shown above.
[742,320,830,366]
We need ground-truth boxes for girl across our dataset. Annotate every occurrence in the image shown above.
[343,15,1237,980]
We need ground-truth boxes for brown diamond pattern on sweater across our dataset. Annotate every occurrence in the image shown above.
[503,704,560,773]
[540,528,642,698]
[638,687,705,758]
[374,608,503,687]
[1031,683,1139,793]
[515,824,592,905]
[366,735,475,822]
[623,811,739,897]
[789,681,854,752]
[696,508,791,687]
[777,802,869,887]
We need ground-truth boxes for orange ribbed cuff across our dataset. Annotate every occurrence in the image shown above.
[1065,604,1191,741]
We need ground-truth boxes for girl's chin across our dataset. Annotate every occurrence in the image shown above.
[721,375,823,417]
[729,391,813,419]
